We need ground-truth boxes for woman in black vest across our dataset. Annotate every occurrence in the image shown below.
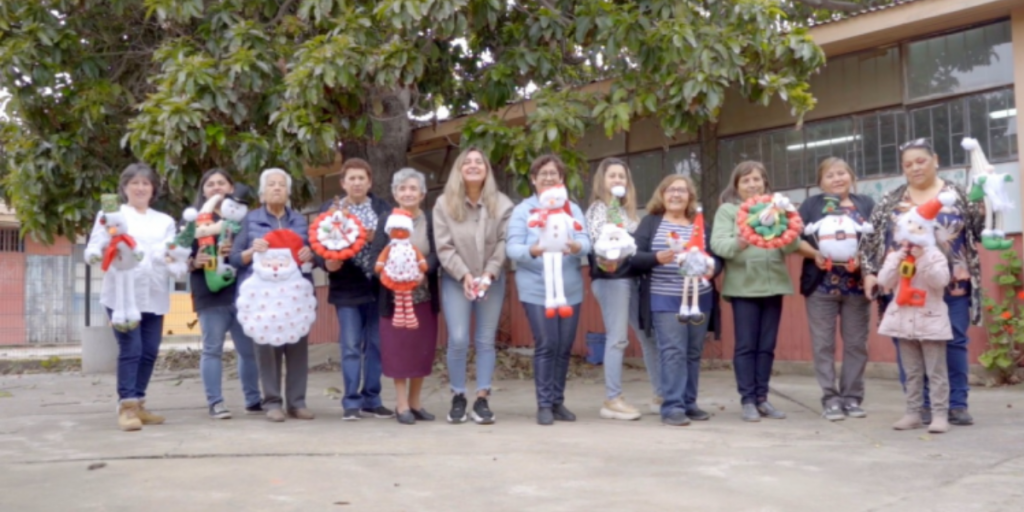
[796,158,875,422]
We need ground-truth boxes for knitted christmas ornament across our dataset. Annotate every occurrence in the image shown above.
[736,193,803,249]
[802,193,873,272]
[236,229,317,346]
[676,207,716,324]
[309,196,368,262]
[892,191,956,307]
[375,209,428,329]
[527,185,583,318]
[85,193,145,332]
[963,137,1015,251]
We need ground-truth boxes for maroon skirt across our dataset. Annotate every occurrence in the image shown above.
[380,301,438,379]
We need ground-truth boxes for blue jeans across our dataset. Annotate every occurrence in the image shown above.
[731,296,784,404]
[630,281,660,398]
[198,305,262,408]
[594,278,654,400]
[441,273,506,395]
[522,302,581,408]
[336,302,383,410]
[652,292,712,417]
[107,309,163,401]
[890,293,971,410]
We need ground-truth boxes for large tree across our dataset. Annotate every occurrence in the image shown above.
[1,0,868,243]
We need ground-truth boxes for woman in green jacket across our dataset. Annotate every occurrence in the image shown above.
[710,161,801,422]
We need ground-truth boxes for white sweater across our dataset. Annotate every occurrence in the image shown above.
[85,205,177,315]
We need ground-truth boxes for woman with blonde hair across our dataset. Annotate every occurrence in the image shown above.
[710,161,801,422]
[585,157,657,421]
[433,147,514,424]
[796,158,875,421]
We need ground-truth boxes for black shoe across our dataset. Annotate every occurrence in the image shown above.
[447,394,468,424]
[342,408,363,421]
[949,408,974,426]
[537,407,554,425]
[362,406,395,419]
[244,403,264,415]
[843,401,867,418]
[662,411,691,426]
[676,313,691,324]
[471,397,496,425]
[396,409,416,425]
[688,313,707,325]
[410,408,435,421]
[552,403,576,422]
[920,408,932,425]
[685,407,711,421]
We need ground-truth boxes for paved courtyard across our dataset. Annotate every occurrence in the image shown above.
[2,367,1023,512]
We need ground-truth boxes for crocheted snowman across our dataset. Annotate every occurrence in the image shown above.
[84,194,145,332]
[527,185,582,318]
[236,229,317,346]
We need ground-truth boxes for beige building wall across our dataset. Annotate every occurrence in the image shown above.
[1013,6,1024,231]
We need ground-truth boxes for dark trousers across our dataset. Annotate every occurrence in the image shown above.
[522,302,581,408]
[255,337,309,411]
[731,296,784,404]
[108,309,164,401]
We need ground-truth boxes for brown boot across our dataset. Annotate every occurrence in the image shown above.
[118,400,143,432]
[136,399,165,425]
[892,412,923,430]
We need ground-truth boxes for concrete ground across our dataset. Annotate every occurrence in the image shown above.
[2,367,1023,512]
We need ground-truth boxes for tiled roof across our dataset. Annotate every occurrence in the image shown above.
[808,0,923,27]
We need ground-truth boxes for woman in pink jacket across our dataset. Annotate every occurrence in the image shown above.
[877,191,955,434]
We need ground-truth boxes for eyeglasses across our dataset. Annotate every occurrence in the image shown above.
[535,171,561,178]
[899,138,934,153]
[664,187,689,196]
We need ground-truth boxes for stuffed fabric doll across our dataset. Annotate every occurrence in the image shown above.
[375,209,428,329]
[963,137,1014,251]
[236,229,317,346]
[211,186,249,290]
[886,191,956,307]
[676,207,716,324]
[803,194,874,272]
[527,185,583,318]
[84,194,145,332]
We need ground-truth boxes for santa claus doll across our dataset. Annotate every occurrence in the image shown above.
[236,229,317,346]
[881,191,956,308]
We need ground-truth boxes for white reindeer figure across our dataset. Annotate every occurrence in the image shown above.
[963,137,1014,251]
[527,185,582,319]
[84,196,145,332]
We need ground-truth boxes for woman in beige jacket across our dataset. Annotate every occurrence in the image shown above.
[432,147,514,425]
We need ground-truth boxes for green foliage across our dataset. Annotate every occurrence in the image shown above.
[979,250,1024,381]
[2,0,831,242]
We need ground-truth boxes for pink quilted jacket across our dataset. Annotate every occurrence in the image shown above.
[877,246,952,341]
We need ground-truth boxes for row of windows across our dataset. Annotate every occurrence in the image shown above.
[0,228,23,252]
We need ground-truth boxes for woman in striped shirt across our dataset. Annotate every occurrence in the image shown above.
[631,175,721,427]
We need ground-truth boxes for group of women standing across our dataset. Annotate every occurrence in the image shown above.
[92,136,980,431]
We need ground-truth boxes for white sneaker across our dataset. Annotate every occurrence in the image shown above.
[648,396,664,415]
[600,397,641,421]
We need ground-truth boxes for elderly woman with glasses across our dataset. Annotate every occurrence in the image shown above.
[859,138,984,428]
[229,167,315,423]
[368,168,441,425]
[506,154,591,426]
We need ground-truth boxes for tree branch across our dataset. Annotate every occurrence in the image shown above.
[790,0,865,12]
[270,0,299,26]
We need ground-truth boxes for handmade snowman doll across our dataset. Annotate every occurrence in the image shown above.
[676,207,716,324]
[803,194,874,272]
[593,185,637,273]
[527,185,583,318]
[375,209,429,329]
[236,229,317,346]
[84,194,146,332]
[963,137,1014,251]
[888,191,956,307]
[211,186,250,289]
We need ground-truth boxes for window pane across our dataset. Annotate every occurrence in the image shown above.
[628,150,665,205]
[906,21,1014,101]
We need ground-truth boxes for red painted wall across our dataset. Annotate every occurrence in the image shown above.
[0,252,26,345]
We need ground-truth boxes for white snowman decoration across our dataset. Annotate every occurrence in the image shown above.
[527,185,583,319]
[803,194,873,272]
[84,194,146,332]
[593,185,636,273]
[236,229,317,346]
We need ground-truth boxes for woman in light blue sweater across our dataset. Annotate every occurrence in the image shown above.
[507,154,591,426]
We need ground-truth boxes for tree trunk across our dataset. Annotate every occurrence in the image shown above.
[341,88,412,199]
[698,121,721,222]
